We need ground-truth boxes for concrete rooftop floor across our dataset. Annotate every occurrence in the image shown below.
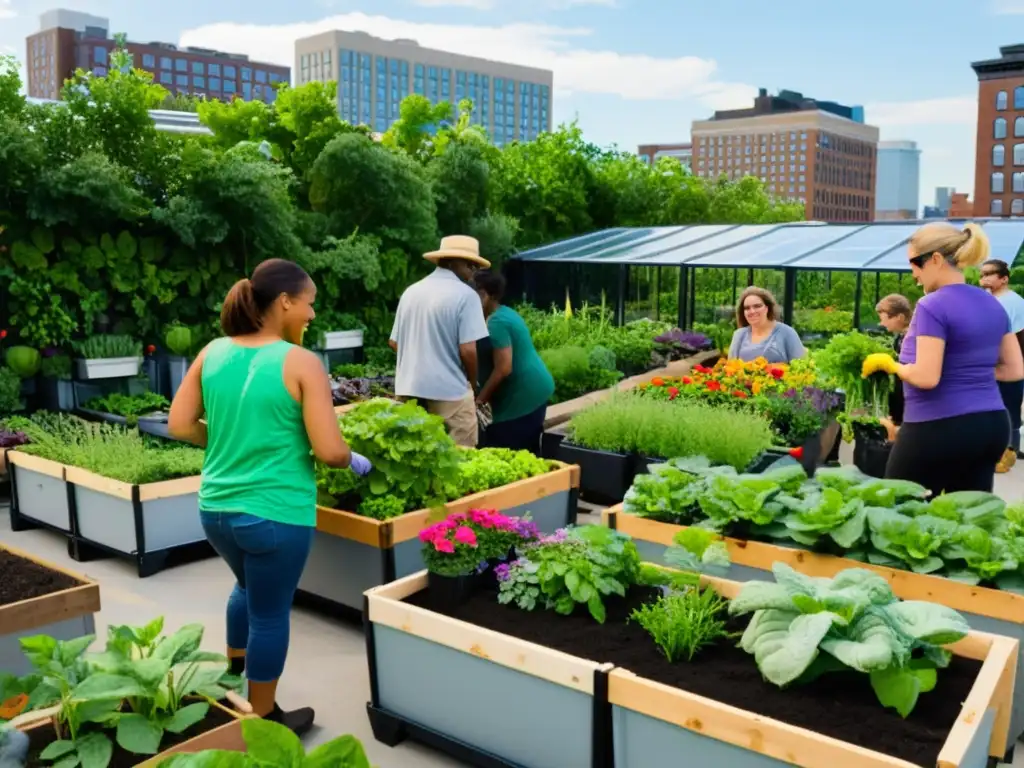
[3,447,1024,766]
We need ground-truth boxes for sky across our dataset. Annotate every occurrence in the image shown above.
[0,0,1018,211]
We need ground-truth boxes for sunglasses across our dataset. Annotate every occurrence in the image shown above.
[908,252,933,269]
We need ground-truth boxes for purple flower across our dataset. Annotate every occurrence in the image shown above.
[513,519,540,540]
[495,563,511,582]
[654,329,712,353]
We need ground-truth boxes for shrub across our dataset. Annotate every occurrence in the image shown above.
[568,393,773,470]
[0,367,23,416]
[540,346,621,403]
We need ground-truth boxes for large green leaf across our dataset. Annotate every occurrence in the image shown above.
[153,624,203,663]
[30,226,55,254]
[40,739,77,760]
[10,240,47,270]
[164,701,209,734]
[73,673,149,701]
[739,609,835,686]
[819,612,900,673]
[884,601,971,646]
[869,665,934,718]
[242,719,304,766]
[728,582,794,615]
[305,735,372,768]
[76,732,113,768]
[116,712,164,755]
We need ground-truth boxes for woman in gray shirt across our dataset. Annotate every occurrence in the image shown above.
[728,286,806,364]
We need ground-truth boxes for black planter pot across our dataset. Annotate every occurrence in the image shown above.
[633,456,666,477]
[40,378,75,411]
[745,449,792,474]
[540,429,566,460]
[556,440,636,505]
[852,422,891,478]
[428,571,479,611]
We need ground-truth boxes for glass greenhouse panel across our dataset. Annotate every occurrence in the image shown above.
[640,224,781,265]
[797,224,920,270]
[981,220,1024,263]
[688,225,860,268]
[517,228,627,260]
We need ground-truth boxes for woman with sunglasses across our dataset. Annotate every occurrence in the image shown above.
[728,286,806,364]
[862,222,1024,496]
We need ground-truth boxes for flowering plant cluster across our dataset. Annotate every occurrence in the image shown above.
[640,357,817,402]
[419,508,539,577]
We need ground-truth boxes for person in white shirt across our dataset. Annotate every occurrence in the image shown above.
[980,258,1024,471]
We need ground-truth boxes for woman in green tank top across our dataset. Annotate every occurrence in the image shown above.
[168,258,371,735]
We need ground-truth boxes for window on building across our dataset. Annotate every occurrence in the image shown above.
[176,74,188,87]
[142,54,155,68]
[994,144,1006,166]
[208,63,220,77]
[243,82,251,99]
[241,67,251,82]
[1015,172,1024,193]
[995,118,1008,139]
[224,80,236,93]
[209,77,221,92]
[193,76,205,88]
[1016,144,1024,165]
[992,172,1005,193]
[225,65,236,79]
[176,59,187,72]
[993,198,1005,215]
[189,61,201,74]
[997,90,1009,110]
[160,71,171,85]
[1016,87,1024,110]
[94,46,107,65]
[1014,199,1024,216]
[160,56,172,70]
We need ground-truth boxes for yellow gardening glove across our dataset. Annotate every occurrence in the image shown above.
[862,353,899,378]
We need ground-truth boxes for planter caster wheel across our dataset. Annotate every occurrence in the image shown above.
[366,704,408,746]
[67,537,106,563]
[136,551,169,578]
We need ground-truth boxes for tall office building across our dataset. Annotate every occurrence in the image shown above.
[875,140,921,220]
[26,9,288,103]
[295,31,553,145]
[934,186,955,215]
[971,44,1024,217]
[637,142,693,169]
[690,88,879,223]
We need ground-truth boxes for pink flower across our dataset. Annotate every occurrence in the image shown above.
[454,526,478,547]
[433,538,455,553]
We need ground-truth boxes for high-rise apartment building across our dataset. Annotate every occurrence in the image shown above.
[26,9,288,103]
[294,31,553,145]
[875,140,921,220]
[971,44,1024,217]
[637,142,693,169]
[691,88,879,223]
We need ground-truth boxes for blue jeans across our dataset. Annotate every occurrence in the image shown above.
[200,511,314,683]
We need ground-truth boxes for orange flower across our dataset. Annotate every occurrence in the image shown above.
[651,377,664,387]
[0,693,28,719]
[681,376,693,385]
[733,391,747,399]
[667,386,680,401]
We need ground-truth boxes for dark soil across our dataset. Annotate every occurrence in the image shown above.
[406,586,979,767]
[24,704,235,767]
[0,550,81,607]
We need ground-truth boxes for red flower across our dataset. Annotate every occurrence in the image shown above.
[651,376,665,387]
[733,391,747,399]
[0,329,6,339]
[667,386,679,401]
[681,376,693,385]
[768,367,784,379]
[693,365,710,374]
[146,344,156,355]
[706,381,722,391]
[789,446,804,460]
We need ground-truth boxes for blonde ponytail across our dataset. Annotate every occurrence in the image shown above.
[953,222,991,268]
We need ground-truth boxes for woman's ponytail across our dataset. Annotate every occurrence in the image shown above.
[221,279,263,336]
[953,222,991,269]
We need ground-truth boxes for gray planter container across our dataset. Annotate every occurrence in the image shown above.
[64,466,208,577]
[6,451,72,533]
[75,356,142,380]
[296,463,580,615]
[166,355,190,398]
[320,329,364,351]
[365,572,612,768]
[40,378,75,411]
[604,507,1024,750]
[0,544,99,676]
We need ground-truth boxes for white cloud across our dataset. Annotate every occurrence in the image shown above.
[413,0,496,8]
[179,11,750,104]
[864,96,977,128]
[0,0,16,20]
[991,0,1024,13]
[412,0,615,7]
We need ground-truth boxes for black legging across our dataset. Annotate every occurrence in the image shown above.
[885,410,1010,496]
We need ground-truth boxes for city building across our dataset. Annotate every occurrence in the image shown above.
[637,142,692,169]
[26,9,288,103]
[971,44,1024,217]
[875,140,921,220]
[690,88,879,223]
[294,30,552,144]
[949,192,975,218]
[934,186,956,215]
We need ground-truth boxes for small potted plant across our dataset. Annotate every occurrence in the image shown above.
[312,311,366,352]
[72,334,143,380]
[39,350,74,411]
[164,323,197,397]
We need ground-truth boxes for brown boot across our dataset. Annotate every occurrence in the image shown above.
[996,448,1016,474]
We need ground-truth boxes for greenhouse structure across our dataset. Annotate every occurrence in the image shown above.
[507,219,1024,334]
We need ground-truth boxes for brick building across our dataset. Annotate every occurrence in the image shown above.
[971,44,1024,217]
[690,88,879,223]
[26,9,288,103]
[637,142,693,169]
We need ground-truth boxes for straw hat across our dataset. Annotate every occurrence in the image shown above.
[424,235,491,268]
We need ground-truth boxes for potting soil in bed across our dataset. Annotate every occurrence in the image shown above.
[0,549,81,606]
[406,585,980,766]
[24,704,236,767]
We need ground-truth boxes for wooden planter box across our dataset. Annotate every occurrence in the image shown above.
[0,543,100,677]
[364,571,612,768]
[295,463,580,616]
[6,450,210,579]
[16,701,249,766]
[603,505,1024,752]
[609,574,1017,768]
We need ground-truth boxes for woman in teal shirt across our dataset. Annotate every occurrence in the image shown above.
[473,270,555,453]
[169,258,371,735]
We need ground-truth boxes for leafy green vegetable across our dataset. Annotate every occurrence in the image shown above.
[630,587,732,662]
[730,563,970,717]
[663,527,730,573]
[867,509,957,574]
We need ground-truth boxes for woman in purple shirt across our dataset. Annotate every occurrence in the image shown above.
[862,222,1024,496]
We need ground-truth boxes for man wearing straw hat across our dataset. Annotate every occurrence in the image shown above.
[389,235,491,446]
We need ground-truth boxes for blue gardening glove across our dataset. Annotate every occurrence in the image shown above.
[349,451,373,477]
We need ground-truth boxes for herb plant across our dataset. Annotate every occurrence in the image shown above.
[84,391,169,420]
[40,353,73,381]
[730,563,970,717]
[157,718,372,767]
[0,368,22,417]
[630,587,731,662]
[73,335,143,360]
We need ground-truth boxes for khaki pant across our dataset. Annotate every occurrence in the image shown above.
[421,391,479,447]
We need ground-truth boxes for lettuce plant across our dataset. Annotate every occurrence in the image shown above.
[867,508,957,574]
[729,563,970,717]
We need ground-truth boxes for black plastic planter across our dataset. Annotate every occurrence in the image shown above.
[633,456,666,477]
[427,571,478,612]
[540,428,566,460]
[555,441,636,505]
[852,422,892,478]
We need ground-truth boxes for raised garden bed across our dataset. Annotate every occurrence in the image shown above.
[367,569,1017,768]
[6,450,72,534]
[364,571,612,768]
[295,463,580,616]
[0,544,100,677]
[603,505,1024,753]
